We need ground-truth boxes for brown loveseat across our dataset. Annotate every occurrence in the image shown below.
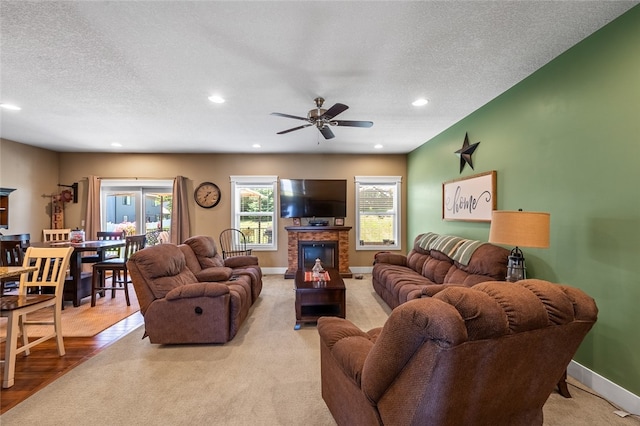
[372,232,509,308]
[318,279,598,426]
[127,243,256,344]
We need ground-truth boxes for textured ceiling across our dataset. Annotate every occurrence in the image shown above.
[0,1,637,154]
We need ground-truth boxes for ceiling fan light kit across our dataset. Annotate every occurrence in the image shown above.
[271,97,373,140]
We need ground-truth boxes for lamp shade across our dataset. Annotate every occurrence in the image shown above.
[489,210,550,248]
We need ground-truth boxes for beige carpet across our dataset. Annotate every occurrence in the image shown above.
[1,275,638,425]
[0,283,139,337]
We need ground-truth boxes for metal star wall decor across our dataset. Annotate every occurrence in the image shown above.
[455,132,481,173]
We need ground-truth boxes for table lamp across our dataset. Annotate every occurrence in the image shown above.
[488,210,550,282]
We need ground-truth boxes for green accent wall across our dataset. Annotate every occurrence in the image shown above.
[407,6,640,395]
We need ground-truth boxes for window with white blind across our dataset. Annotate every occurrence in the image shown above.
[355,176,401,250]
[229,176,277,251]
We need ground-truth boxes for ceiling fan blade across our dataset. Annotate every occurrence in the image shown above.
[277,124,312,135]
[333,120,374,128]
[319,126,335,139]
[271,112,309,121]
[321,103,349,120]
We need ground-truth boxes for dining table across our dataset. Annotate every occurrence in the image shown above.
[0,265,39,280]
[30,240,125,307]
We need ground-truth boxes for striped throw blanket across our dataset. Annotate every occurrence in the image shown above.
[416,232,485,266]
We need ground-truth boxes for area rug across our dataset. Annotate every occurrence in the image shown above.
[0,284,140,337]
[1,275,636,425]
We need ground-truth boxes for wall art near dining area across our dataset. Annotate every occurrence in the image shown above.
[442,170,496,222]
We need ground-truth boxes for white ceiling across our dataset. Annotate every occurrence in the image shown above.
[1,1,637,154]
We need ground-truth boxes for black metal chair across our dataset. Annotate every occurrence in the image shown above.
[219,228,252,259]
[0,233,31,249]
[0,240,26,293]
[91,234,146,307]
[0,234,30,293]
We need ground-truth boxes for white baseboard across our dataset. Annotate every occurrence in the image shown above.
[568,360,640,415]
[349,266,374,274]
[261,267,287,275]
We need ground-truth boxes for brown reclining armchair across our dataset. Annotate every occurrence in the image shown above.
[318,279,598,425]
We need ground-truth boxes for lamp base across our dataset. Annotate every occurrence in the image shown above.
[506,247,526,282]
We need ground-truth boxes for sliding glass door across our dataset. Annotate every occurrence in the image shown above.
[101,180,172,244]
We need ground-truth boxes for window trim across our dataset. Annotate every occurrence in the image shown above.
[229,175,278,251]
[355,176,402,251]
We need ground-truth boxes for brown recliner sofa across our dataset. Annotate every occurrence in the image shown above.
[181,235,262,303]
[318,279,598,426]
[127,243,254,344]
[372,232,509,308]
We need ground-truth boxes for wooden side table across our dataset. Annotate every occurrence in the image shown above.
[293,268,345,330]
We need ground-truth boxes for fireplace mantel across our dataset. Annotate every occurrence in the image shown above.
[285,226,352,278]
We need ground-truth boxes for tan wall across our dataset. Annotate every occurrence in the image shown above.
[0,139,60,237]
[20,150,405,269]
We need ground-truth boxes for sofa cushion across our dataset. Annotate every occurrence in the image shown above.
[165,282,229,300]
[183,235,224,267]
[178,243,203,273]
[128,244,198,299]
[453,243,510,281]
[433,285,508,340]
[472,281,549,334]
[195,267,233,282]
[422,254,454,284]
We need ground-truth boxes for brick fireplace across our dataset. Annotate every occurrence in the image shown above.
[285,226,352,278]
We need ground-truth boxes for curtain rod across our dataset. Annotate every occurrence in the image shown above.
[81,176,182,180]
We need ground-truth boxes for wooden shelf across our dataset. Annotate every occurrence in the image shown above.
[0,187,16,228]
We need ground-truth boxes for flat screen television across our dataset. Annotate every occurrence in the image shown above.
[280,179,347,218]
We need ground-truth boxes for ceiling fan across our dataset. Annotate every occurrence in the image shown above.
[271,97,373,140]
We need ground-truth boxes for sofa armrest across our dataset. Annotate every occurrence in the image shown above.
[224,255,259,268]
[318,316,372,348]
[374,251,407,266]
[318,317,375,386]
[194,266,233,282]
[165,282,230,300]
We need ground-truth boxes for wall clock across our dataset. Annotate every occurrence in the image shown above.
[194,182,221,208]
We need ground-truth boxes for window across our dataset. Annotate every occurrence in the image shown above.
[230,176,277,251]
[100,179,173,245]
[355,176,401,250]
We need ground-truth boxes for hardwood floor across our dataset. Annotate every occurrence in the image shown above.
[0,311,144,414]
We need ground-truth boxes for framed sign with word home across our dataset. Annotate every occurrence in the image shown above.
[442,170,496,222]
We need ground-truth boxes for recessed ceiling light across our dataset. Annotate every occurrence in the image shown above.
[412,98,429,107]
[110,142,122,147]
[252,144,261,148]
[208,95,225,104]
[0,103,21,111]
[374,144,383,149]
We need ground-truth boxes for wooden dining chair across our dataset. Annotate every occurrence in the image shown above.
[42,228,71,242]
[0,246,73,387]
[219,228,252,259]
[91,234,146,307]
